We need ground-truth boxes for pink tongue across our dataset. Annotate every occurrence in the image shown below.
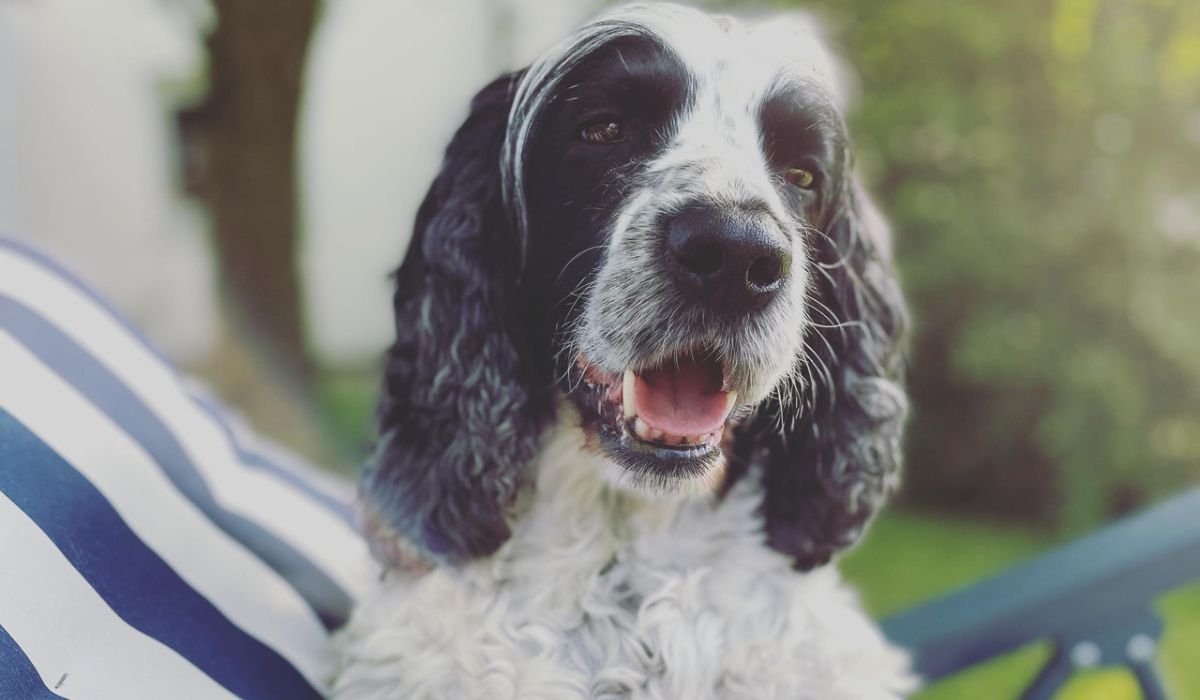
[634,358,730,436]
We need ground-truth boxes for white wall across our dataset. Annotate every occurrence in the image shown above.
[0,0,217,364]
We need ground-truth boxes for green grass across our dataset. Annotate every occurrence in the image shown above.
[843,510,1200,699]
[316,370,378,471]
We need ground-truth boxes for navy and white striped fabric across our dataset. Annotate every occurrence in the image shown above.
[0,239,375,698]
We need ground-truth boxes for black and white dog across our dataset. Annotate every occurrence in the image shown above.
[333,4,912,698]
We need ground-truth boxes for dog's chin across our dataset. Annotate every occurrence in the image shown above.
[566,351,751,497]
[594,424,728,497]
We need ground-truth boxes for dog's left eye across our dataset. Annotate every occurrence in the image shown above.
[580,121,624,145]
[785,167,817,189]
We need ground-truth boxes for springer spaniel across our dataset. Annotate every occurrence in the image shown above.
[333,4,913,698]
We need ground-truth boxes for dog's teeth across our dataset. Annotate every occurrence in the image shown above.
[631,422,724,446]
[623,369,637,419]
[725,391,738,417]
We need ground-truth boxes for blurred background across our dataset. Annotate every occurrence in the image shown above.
[1,0,1196,696]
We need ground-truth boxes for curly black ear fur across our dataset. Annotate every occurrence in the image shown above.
[733,179,908,571]
[362,74,552,566]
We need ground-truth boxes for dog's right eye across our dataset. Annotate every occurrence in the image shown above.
[580,121,624,145]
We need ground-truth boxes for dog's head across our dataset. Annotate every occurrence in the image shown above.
[364,3,907,571]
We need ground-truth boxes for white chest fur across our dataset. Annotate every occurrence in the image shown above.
[332,422,913,700]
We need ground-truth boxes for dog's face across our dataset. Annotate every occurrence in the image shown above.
[511,15,851,491]
[367,4,907,569]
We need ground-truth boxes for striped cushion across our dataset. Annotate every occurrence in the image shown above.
[0,239,374,698]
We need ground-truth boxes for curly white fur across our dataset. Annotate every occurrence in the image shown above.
[332,415,914,699]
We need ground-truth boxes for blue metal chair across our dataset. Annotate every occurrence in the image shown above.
[882,488,1200,699]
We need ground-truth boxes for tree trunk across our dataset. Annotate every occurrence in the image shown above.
[187,0,320,388]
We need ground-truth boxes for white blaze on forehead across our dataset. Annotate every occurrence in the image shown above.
[648,6,844,224]
[618,4,844,106]
[502,2,846,238]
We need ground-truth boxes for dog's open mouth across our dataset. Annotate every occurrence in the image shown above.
[575,351,739,471]
[625,358,737,446]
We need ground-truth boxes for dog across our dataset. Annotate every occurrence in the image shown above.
[332,4,913,698]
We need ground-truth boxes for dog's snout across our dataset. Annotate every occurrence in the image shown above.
[667,207,790,311]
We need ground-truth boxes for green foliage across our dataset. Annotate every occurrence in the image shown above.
[767,0,1200,528]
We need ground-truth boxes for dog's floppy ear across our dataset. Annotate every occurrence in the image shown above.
[362,73,551,566]
[735,179,908,571]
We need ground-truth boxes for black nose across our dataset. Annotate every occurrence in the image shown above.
[667,207,791,311]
